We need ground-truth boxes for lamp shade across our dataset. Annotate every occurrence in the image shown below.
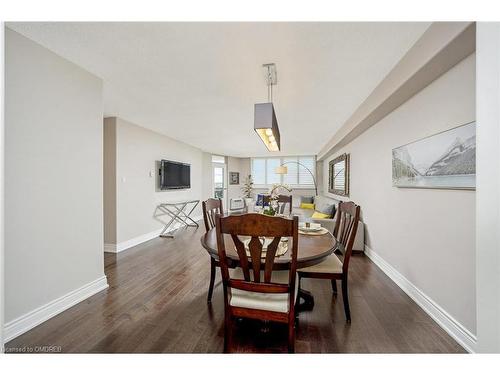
[275,165,288,174]
[254,102,280,152]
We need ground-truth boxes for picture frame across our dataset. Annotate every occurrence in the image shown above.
[229,172,240,185]
[328,153,349,196]
[392,121,476,190]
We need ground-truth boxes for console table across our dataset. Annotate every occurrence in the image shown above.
[154,200,200,238]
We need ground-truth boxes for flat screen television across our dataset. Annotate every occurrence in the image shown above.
[159,160,191,190]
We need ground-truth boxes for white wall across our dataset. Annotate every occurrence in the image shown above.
[4,29,107,333]
[476,23,500,353]
[322,55,476,340]
[1,22,5,350]
[103,118,117,244]
[202,152,214,203]
[227,157,250,203]
[104,117,204,246]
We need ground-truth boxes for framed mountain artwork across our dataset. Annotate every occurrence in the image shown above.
[392,121,476,190]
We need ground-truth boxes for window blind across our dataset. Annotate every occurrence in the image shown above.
[282,157,298,185]
[252,158,266,185]
[251,156,316,187]
[298,156,315,185]
[266,158,281,185]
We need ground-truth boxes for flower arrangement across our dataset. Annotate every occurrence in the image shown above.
[263,183,292,216]
[269,183,292,200]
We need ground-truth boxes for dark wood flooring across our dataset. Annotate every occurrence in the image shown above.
[6,225,465,353]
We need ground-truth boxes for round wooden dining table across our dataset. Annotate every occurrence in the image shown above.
[200,227,337,311]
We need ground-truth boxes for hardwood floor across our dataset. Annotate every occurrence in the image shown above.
[6,225,465,353]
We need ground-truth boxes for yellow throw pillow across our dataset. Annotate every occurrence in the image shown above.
[311,211,330,219]
[300,203,315,209]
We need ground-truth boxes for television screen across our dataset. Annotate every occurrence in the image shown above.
[160,160,191,190]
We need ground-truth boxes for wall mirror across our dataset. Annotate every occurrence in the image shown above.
[329,153,350,196]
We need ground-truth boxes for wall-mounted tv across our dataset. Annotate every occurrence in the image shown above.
[159,160,191,190]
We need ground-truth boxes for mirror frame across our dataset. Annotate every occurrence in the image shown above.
[328,153,350,196]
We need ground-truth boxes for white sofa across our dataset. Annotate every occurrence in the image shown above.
[292,195,365,253]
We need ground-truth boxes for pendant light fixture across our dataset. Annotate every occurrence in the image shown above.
[254,63,280,152]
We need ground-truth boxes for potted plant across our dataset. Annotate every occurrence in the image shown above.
[241,175,254,207]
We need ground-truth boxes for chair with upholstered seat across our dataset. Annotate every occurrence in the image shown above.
[202,198,223,303]
[260,194,292,215]
[277,194,292,215]
[215,213,299,353]
[298,201,360,322]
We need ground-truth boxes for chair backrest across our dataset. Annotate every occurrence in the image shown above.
[333,201,360,273]
[277,195,292,215]
[202,198,223,232]
[215,213,299,310]
[259,194,292,215]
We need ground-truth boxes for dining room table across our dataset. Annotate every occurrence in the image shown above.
[200,221,337,311]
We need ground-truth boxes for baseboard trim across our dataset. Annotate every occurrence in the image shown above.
[104,243,116,253]
[4,275,109,343]
[104,229,161,253]
[104,215,203,253]
[364,245,477,353]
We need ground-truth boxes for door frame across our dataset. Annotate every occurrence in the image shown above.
[212,161,228,210]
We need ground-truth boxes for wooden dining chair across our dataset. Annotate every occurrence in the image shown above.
[277,194,292,215]
[261,194,292,215]
[202,198,223,303]
[215,213,299,353]
[297,201,360,322]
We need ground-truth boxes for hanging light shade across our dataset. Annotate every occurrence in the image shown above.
[254,102,280,152]
[254,63,280,152]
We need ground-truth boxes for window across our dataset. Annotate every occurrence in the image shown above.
[282,157,298,185]
[252,158,266,185]
[251,156,316,188]
[266,158,281,185]
[298,156,315,185]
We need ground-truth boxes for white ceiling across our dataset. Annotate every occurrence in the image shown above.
[7,22,430,157]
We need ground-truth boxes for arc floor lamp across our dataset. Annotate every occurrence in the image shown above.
[275,161,318,196]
